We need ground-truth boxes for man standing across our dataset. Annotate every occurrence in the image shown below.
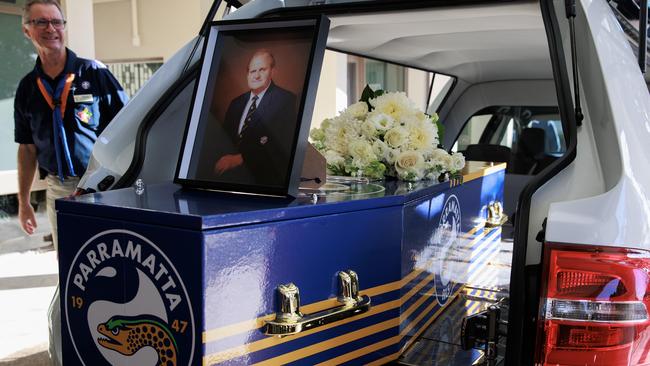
[215,49,297,187]
[14,0,128,249]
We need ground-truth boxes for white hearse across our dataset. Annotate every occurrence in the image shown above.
[49,0,650,365]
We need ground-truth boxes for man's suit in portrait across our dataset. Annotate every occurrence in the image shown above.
[218,82,297,186]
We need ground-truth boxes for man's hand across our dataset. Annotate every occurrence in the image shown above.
[17,144,37,235]
[18,202,37,235]
[214,154,244,175]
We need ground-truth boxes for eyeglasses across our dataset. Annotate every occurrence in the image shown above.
[25,18,67,29]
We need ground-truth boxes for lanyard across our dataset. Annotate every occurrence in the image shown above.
[36,73,77,181]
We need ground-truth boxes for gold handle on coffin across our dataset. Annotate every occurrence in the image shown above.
[264,270,371,337]
[485,201,508,227]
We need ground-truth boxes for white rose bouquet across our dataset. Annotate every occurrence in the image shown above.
[310,86,465,182]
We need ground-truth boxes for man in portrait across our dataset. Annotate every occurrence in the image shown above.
[214,49,298,187]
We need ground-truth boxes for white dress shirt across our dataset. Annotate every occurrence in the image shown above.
[237,87,269,135]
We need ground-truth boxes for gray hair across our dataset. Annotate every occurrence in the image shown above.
[23,0,64,24]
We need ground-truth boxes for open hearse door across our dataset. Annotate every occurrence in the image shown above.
[49,0,650,365]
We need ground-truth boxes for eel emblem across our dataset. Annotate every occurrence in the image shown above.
[97,316,178,366]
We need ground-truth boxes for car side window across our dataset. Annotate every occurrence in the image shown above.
[452,106,565,175]
[454,114,492,151]
[526,116,565,156]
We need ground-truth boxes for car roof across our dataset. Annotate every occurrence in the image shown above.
[261,0,552,84]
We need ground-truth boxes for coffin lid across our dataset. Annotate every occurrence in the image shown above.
[57,162,504,230]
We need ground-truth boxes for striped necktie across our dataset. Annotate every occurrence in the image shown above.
[36,74,77,181]
[239,94,258,138]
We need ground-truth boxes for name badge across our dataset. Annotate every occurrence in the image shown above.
[74,94,94,103]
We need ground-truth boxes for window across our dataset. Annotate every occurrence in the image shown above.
[309,50,455,131]
[1,7,37,172]
[452,106,565,175]
[428,73,454,113]
[453,106,565,153]
[337,52,453,112]
[347,55,407,105]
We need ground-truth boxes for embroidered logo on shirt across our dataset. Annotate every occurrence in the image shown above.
[260,136,269,145]
[81,81,91,90]
[76,107,93,123]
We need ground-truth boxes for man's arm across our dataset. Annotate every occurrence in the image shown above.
[17,144,37,235]
[213,95,247,175]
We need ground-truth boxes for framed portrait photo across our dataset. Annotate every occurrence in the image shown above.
[175,16,330,197]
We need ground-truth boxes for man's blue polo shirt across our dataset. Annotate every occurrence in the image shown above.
[14,48,128,178]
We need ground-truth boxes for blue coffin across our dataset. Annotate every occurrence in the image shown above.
[56,162,505,366]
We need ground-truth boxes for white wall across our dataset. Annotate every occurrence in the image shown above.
[93,0,201,62]
[310,50,340,129]
[63,0,96,59]
[407,68,430,111]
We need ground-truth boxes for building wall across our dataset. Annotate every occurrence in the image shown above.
[91,0,339,127]
[64,0,96,59]
[407,68,430,112]
[92,0,205,62]
[311,50,339,129]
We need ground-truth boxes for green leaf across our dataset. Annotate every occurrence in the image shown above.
[436,119,445,147]
[360,84,375,104]
[327,164,346,176]
[359,84,385,111]
[363,161,387,179]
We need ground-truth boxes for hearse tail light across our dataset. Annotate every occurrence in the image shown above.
[538,244,650,366]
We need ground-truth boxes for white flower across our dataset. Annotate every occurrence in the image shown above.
[424,159,444,178]
[394,150,425,181]
[450,152,466,172]
[385,148,400,164]
[324,150,345,166]
[324,133,348,155]
[400,113,421,128]
[320,118,333,130]
[415,111,429,123]
[430,148,453,170]
[384,126,409,148]
[405,123,436,153]
[310,127,325,142]
[360,120,378,138]
[430,112,440,124]
[316,90,454,182]
[370,92,417,121]
[342,101,369,119]
[367,111,395,131]
[324,115,360,154]
[372,140,389,160]
[348,140,376,165]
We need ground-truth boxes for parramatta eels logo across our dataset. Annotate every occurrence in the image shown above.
[64,230,195,366]
[431,194,462,306]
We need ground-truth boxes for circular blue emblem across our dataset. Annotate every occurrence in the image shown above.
[64,230,195,365]
[432,194,462,306]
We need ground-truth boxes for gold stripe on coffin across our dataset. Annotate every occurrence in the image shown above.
[316,291,460,366]
[202,224,488,365]
[461,161,506,184]
[257,290,461,366]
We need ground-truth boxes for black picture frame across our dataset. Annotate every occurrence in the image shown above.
[175,16,330,197]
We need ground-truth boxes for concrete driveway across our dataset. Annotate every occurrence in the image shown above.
[0,205,57,365]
